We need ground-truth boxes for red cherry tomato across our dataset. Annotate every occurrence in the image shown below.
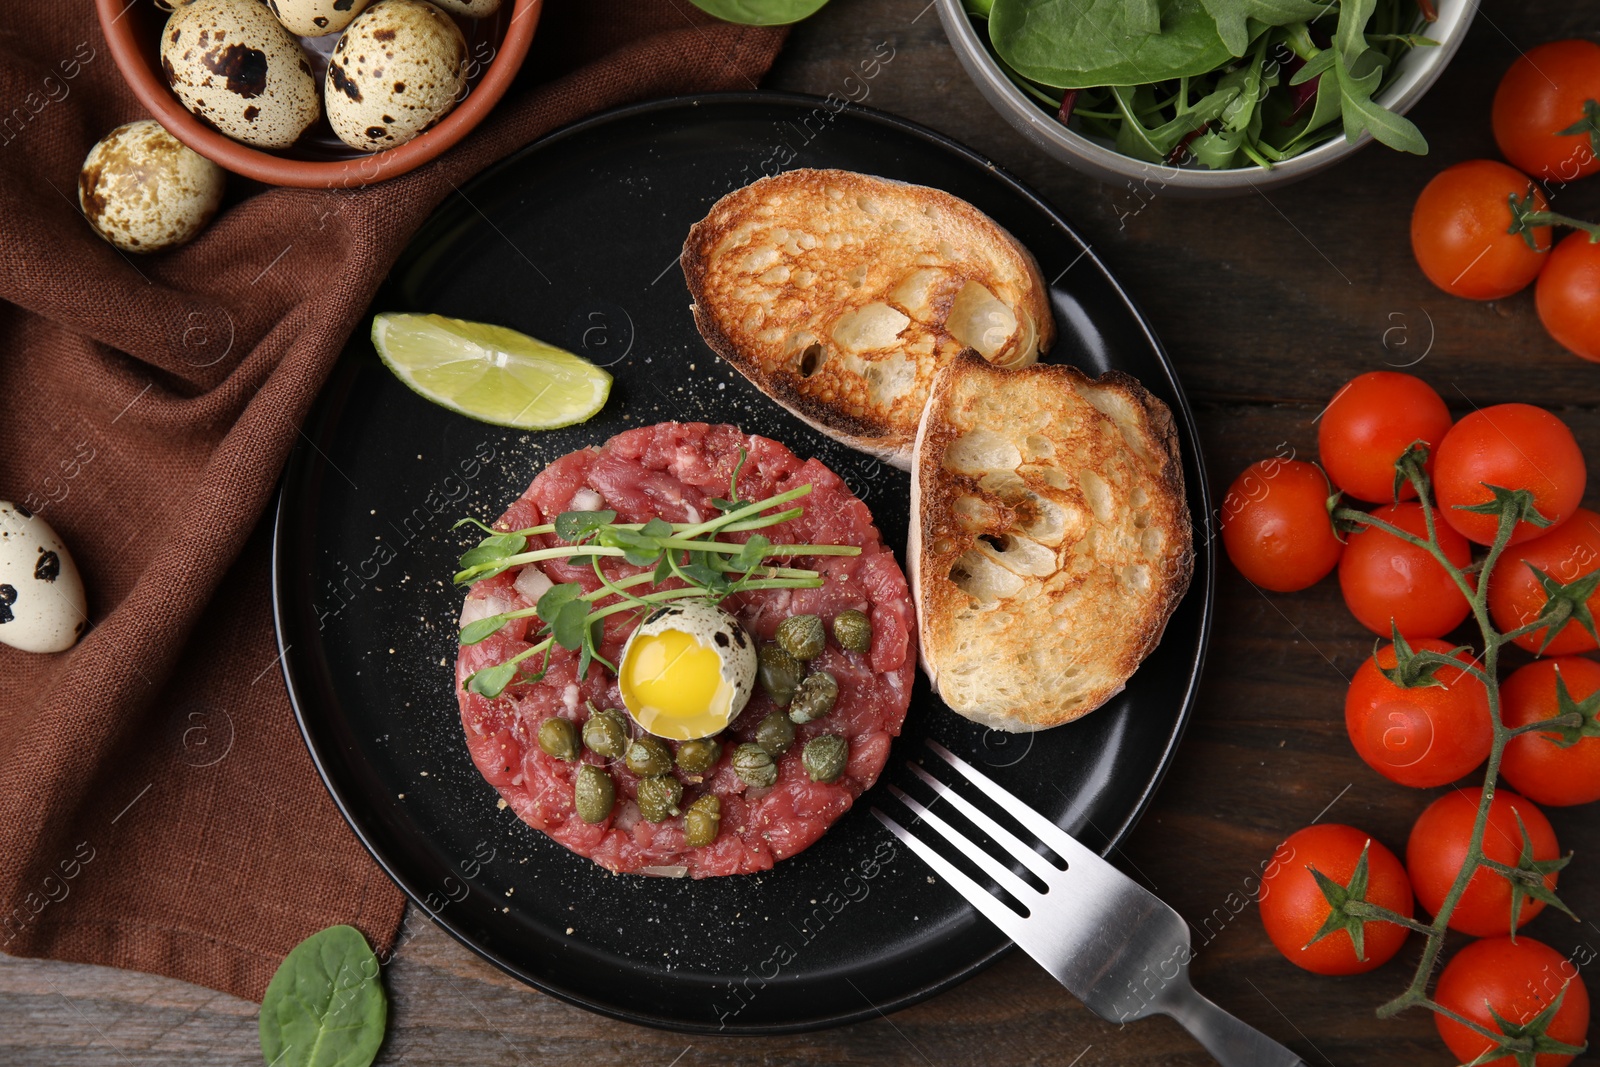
[1318,372,1452,503]
[1407,789,1560,938]
[1221,458,1342,592]
[1339,502,1474,639]
[1258,824,1413,976]
[1435,936,1590,1067]
[1488,508,1600,655]
[1345,640,1491,788]
[1492,39,1600,184]
[1537,231,1600,363]
[1502,658,1600,807]
[1411,160,1552,300]
[1434,404,1586,547]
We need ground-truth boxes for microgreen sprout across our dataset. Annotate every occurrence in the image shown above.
[454,472,857,698]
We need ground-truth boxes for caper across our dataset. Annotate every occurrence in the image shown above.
[675,737,722,776]
[832,609,873,654]
[582,706,629,759]
[788,670,838,724]
[757,643,805,707]
[625,736,673,777]
[683,794,722,848]
[775,614,825,661]
[537,716,579,762]
[636,775,684,823]
[731,742,778,788]
[574,765,615,824]
[801,735,849,783]
[755,711,795,756]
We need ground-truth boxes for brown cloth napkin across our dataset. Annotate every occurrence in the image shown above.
[0,0,786,1003]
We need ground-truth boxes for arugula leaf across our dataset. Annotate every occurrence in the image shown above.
[259,925,386,1067]
[686,0,831,24]
[1334,0,1376,65]
[1289,47,1337,86]
[554,509,617,544]
[1336,61,1427,153]
[1323,0,1426,156]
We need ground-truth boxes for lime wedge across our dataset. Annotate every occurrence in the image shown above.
[371,312,611,430]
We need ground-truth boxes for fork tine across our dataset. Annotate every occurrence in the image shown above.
[887,783,1042,905]
[871,807,1031,943]
[926,738,1097,865]
[905,762,1060,883]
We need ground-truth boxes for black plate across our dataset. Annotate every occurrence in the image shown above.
[272,93,1215,1034]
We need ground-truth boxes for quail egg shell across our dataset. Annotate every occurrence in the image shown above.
[618,601,757,741]
[161,0,321,149]
[428,0,500,15]
[0,502,88,654]
[265,0,372,36]
[79,120,225,254]
[325,0,468,153]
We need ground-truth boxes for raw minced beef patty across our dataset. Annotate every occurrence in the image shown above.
[455,423,916,877]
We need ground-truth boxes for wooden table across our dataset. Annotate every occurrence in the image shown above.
[6,1,1600,1062]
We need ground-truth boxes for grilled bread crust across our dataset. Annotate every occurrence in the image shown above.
[681,169,1055,469]
[910,353,1193,731]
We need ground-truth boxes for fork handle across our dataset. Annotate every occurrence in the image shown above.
[1160,984,1304,1067]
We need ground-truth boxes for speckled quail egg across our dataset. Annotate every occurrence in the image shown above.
[428,0,500,15]
[265,0,372,36]
[618,602,757,741]
[325,0,467,153]
[78,121,225,254]
[161,0,321,149]
[0,502,88,654]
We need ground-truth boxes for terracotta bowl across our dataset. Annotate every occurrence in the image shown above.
[95,0,543,188]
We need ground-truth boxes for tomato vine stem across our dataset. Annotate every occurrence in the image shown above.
[1331,454,1584,1054]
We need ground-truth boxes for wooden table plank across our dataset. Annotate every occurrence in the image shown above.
[6,0,1600,1062]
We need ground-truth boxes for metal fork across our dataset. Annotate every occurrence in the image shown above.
[874,739,1303,1067]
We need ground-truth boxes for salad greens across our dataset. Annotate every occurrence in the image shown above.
[687,0,832,25]
[259,925,387,1067]
[973,0,1437,169]
[453,463,860,698]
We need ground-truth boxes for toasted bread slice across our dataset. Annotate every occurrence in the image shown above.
[681,169,1055,469]
[910,353,1193,731]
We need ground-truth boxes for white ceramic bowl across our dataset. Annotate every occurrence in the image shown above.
[937,0,1480,197]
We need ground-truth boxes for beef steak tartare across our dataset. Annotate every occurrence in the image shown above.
[455,423,915,876]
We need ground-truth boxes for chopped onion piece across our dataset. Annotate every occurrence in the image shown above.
[513,565,553,603]
[571,488,604,512]
[640,865,689,878]
[459,594,510,627]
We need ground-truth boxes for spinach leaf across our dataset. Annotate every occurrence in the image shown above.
[1199,0,1326,55]
[990,0,1235,89]
[259,925,386,1067]
[687,0,831,25]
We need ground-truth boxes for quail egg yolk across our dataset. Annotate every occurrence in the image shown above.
[619,628,737,741]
